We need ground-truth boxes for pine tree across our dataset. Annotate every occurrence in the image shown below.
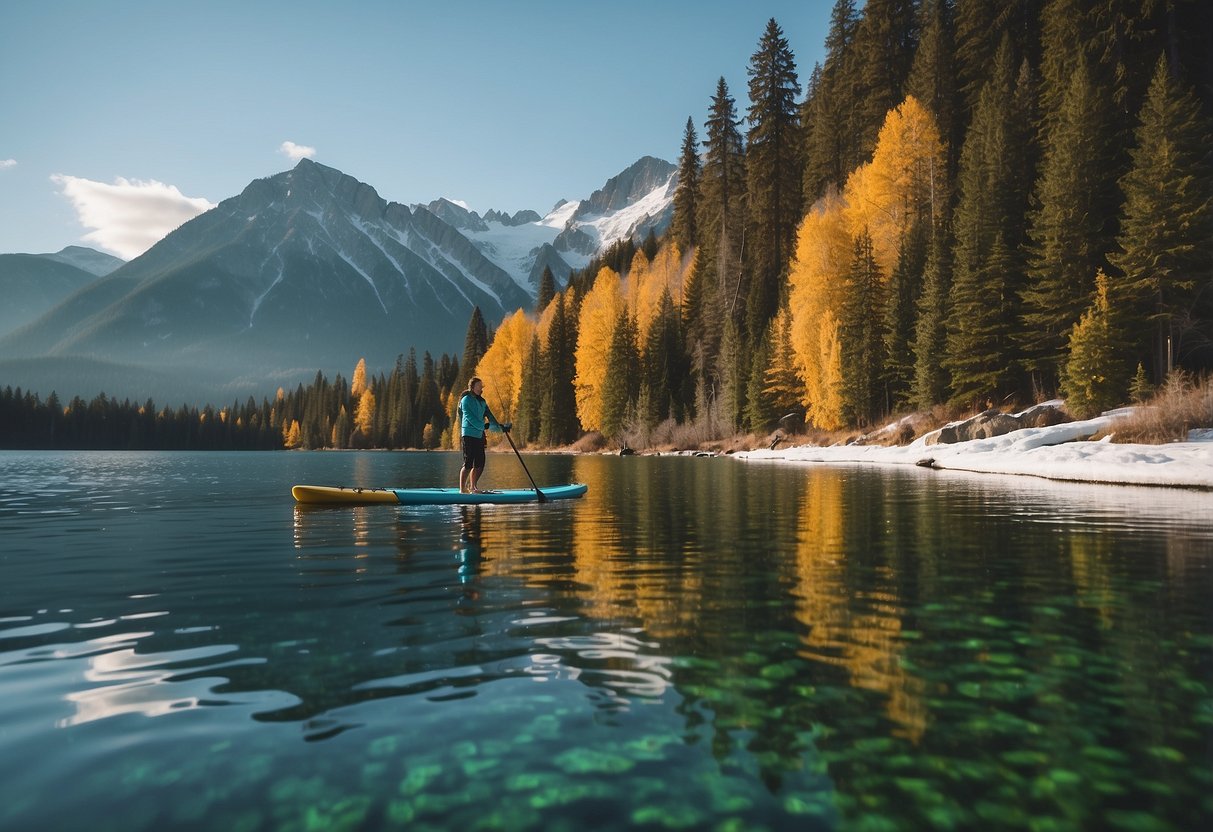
[457,306,490,393]
[1061,270,1127,418]
[953,0,998,125]
[690,77,746,393]
[641,289,686,427]
[1037,0,1097,142]
[744,18,802,341]
[884,216,928,408]
[416,352,443,447]
[1022,56,1122,388]
[536,266,557,313]
[912,224,951,410]
[906,0,958,175]
[540,292,580,446]
[803,0,860,201]
[763,304,803,424]
[1109,54,1213,380]
[850,0,918,162]
[717,317,748,433]
[401,349,419,446]
[516,334,543,444]
[671,116,702,252]
[945,37,1031,405]
[599,312,640,441]
[698,77,747,314]
[840,230,886,427]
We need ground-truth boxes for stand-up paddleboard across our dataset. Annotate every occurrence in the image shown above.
[292,483,587,505]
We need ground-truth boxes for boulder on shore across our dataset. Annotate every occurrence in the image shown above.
[924,404,1069,446]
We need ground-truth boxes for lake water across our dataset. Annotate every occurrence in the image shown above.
[1,450,1211,831]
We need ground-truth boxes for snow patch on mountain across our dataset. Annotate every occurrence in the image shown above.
[566,174,675,257]
[463,219,562,293]
[540,200,580,230]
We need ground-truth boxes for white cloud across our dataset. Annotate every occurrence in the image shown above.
[279,141,317,161]
[0,159,16,170]
[51,174,216,260]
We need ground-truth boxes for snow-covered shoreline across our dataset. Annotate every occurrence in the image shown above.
[736,410,1213,490]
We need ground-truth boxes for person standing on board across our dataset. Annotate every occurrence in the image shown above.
[457,377,510,493]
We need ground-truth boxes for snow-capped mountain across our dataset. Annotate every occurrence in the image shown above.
[1,156,677,402]
[425,155,677,292]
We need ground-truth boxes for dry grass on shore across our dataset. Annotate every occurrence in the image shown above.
[1108,371,1213,443]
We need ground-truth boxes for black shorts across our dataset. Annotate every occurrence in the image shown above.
[461,435,486,469]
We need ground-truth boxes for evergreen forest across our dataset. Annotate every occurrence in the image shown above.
[4,0,1211,450]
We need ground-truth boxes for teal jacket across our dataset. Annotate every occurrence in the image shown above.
[457,392,503,439]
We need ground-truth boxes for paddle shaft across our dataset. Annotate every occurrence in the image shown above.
[502,429,546,503]
[486,382,546,504]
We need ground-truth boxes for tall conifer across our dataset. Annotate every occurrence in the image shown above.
[744,18,802,341]
[693,77,746,391]
[671,118,701,255]
[945,37,1031,405]
[840,231,886,427]
[1110,54,1213,379]
[1021,56,1121,387]
[911,225,952,409]
[884,216,928,408]
[850,0,918,162]
[536,266,557,314]
[457,306,489,393]
[907,0,959,176]
[600,312,640,441]
[803,0,860,200]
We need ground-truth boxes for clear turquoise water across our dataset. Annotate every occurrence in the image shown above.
[1,450,1210,831]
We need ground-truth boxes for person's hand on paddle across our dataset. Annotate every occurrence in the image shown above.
[502,422,512,433]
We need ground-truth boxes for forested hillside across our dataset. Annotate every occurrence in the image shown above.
[466,0,1212,444]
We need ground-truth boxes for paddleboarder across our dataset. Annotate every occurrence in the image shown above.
[457,377,510,494]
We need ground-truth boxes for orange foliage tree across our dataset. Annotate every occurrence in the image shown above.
[474,308,535,420]
[627,243,689,344]
[787,192,852,429]
[574,267,626,432]
[842,95,946,277]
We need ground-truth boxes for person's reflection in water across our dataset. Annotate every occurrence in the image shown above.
[457,506,483,604]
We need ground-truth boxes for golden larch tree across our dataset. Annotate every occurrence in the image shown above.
[574,267,626,432]
[788,192,852,429]
[355,387,376,436]
[843,95,945,277]
[351,357,369,398]
[628,242,687,343]
[474,309,534,419]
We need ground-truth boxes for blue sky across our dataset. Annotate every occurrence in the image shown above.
[0,1,829,259]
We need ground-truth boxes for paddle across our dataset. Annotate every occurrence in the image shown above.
[502,426,547,503]
[485,382,546,504]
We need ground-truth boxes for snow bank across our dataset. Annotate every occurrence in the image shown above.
[736,410,1213,489]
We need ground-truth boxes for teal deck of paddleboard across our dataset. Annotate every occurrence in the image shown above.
[394,484,587,505]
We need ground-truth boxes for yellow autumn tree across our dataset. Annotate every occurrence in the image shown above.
[842,95,945,277]
[355,387,375,435]
[787,192,852,429]
[574,267,625,432]
[628,242,687,343]
[474,308,534,419]
[351,357,368,398]
[813,309,847,429]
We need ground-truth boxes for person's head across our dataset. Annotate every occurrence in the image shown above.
[468,377,483,395]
